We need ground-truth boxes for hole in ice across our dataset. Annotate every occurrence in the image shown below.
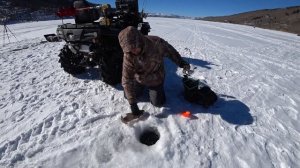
[139,127,160,146]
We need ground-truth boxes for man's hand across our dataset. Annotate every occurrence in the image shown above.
[182,64,192,75]
[179,60,192,75]
[130,103,144,116]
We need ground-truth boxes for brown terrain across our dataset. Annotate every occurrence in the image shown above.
[201,6,300,35]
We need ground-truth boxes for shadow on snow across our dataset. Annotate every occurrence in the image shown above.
[72,56,253,126]
[157,57,254,126]
[74,67,101,80]
[182,56,217,70]
[73,67,123,90]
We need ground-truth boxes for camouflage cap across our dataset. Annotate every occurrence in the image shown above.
[118,26,144,53]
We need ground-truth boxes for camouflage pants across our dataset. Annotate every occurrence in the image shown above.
[124,82,166,107]
[148,84,166,107]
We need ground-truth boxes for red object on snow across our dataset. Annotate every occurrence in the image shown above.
[181,111,191,118]
[56,7,76,17]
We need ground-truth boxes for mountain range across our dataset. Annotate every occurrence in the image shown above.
[0,0,73,21]
[199,6,300,35]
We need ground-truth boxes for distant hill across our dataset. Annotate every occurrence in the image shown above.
[0,0,74,22]
[147,13,191,19]
[199,6,300,35]
[9,0,73,10]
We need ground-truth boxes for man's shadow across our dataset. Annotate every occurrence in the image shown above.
[158,97,254,126]
[182,56,217,70]
[73,67,123,90]
[207,98,254,125]
[158,57,254,126]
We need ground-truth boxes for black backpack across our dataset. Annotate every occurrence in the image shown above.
[182,75,217,108]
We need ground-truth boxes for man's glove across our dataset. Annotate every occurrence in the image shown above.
[182,64,192,75]
[130,103,144,116]
[179,60,192,75]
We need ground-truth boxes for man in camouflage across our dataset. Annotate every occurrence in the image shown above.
[118,26,190,121]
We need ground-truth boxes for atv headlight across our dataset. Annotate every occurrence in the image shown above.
[68,34,74,41]
[57,30,63,35]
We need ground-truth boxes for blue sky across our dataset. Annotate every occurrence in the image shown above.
[88,0,300,17]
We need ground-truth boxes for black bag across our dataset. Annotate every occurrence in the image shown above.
[182,75,217,108]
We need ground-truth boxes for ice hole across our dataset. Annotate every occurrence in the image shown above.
[139,127,160,146]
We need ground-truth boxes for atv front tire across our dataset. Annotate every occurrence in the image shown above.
[58,45,85,75]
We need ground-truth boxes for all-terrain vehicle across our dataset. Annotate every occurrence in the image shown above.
[45,0,150,85]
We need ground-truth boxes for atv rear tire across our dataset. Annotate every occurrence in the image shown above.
[99,51,123,85]
[59,45,85,75]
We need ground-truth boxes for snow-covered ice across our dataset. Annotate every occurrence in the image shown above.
[0,18,299,168]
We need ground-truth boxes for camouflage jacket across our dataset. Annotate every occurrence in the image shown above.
[119,26,188,104]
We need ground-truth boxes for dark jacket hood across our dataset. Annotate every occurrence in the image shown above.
[118,26,145,53]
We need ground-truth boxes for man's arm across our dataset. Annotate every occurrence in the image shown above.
[160,38,189,68]
[122,53,137,105]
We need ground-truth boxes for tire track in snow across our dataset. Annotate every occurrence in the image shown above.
[199,23,300,52]
[0,93,119,167]
[151,18,300,168]
[0,39,121,167]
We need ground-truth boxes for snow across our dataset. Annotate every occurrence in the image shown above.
[0,17,299,168]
